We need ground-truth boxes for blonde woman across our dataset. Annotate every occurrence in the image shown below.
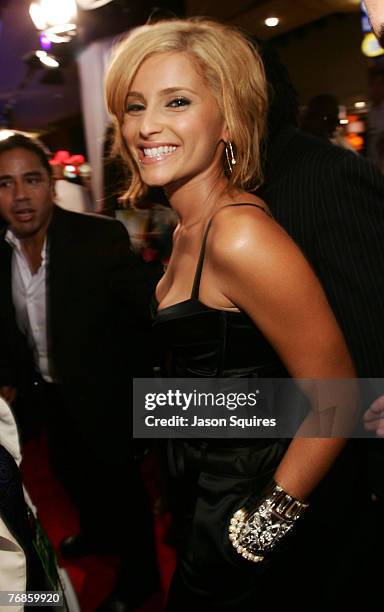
[106,19,357,611]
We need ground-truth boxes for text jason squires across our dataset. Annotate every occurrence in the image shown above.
[144,414,277,428]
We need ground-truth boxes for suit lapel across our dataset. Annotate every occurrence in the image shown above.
[46,206,74,350]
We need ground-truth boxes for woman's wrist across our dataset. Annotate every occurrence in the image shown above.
[229,480,309,563]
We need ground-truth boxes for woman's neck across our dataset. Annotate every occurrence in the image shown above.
[166,169,233,229]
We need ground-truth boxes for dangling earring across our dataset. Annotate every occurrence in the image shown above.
[225,141,236,173]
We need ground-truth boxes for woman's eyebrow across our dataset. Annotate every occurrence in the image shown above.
[126,91,145,99]
[127,86,196,98]
[159,87,196,94]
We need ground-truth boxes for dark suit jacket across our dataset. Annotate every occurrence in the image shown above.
[258,126,384,378]
[0,206,159,460]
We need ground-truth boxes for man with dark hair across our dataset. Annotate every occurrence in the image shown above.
[365,0,384,47]
[0,132,53,175]
[0,134,160,610]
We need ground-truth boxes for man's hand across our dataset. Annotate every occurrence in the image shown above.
[364,395,384,437]
[0,386,17,405]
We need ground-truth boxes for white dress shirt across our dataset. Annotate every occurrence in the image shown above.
[6,230,54,382]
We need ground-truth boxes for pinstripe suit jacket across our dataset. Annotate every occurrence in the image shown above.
[259,126,384,379]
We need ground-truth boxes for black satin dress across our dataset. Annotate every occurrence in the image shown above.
[152,204,285,379]
[152,204,373,612]
[152,205,293,611]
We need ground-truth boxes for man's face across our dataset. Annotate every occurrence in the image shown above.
[365,0,384,47]
[0,147,54,239]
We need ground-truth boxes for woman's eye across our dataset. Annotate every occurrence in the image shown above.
[126,103,145,113]
[167,97,191,109]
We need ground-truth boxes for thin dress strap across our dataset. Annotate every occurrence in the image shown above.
[190,203,271,299]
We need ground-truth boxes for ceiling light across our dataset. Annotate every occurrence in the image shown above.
[40,0,77,26]
[35,51,60,68]
[29,1,77,29]
[46,23,77,35]
[44,24,77,43]
[265,17,279,27]
[44,33,72,43]
[76,0,114,8]
[29,3,47,30]
[340,119,349,125]
[40,55,59,68]
[354,101,366,109]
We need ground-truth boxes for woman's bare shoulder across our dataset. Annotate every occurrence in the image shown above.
[208,197,293,265]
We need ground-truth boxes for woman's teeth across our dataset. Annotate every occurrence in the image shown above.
[143,146,177,157]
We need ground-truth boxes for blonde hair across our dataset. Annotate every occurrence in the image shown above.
[105,18,267,203]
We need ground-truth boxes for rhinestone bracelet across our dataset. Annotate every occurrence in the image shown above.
[229,481,309,563]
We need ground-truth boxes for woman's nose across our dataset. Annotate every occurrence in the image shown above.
[139,108,163,138]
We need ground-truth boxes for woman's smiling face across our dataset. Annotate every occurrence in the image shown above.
[122,51,228,192]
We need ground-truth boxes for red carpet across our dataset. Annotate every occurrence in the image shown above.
[21,436,176,611]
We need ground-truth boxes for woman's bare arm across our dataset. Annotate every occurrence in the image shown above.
[208,205,356,500]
